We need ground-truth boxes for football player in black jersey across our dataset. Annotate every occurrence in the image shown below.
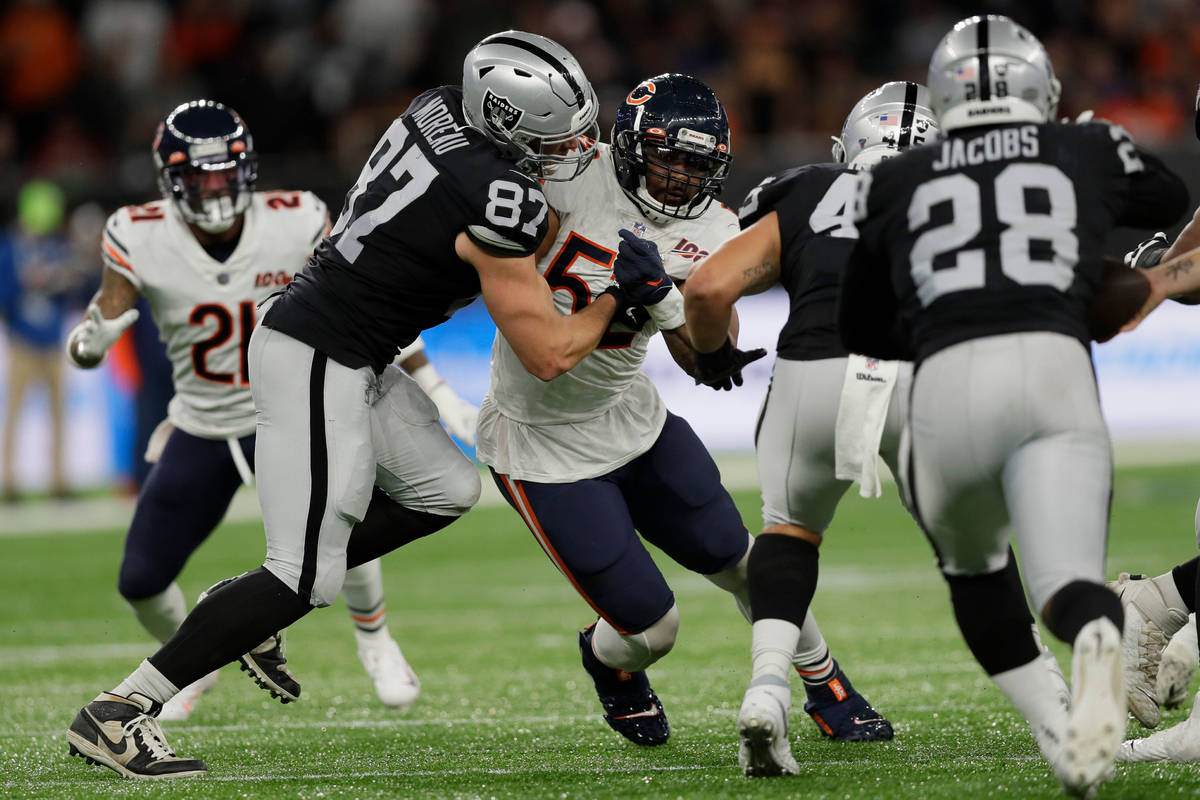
[839,15,1188,796]
[683,81,938,776]
[66,31,638,779]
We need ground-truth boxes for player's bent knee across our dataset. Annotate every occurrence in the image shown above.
[703,532,754,594]
[593,605,680,672]
[441,461,481,515]
[309,569,347,609]
[117,557,174,601]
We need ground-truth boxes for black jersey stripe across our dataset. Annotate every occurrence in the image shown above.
[297,350,329,604]
[482,35,585,107]
[977,18,991,101]
[898,82,918,147]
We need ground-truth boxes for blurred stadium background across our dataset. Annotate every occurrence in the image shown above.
[3,0,1200,504]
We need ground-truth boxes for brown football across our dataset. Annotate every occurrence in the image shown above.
[1089,256,1150,343]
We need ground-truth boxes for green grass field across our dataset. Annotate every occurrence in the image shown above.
[4,461,1200,799]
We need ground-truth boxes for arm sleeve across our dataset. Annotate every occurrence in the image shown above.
[1118,149,1189,230]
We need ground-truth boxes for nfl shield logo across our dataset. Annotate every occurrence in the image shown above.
[482,90,524,136]
[633,222,648,236]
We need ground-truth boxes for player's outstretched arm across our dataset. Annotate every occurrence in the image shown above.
[682,212,781,353]
[66,267,141,369]
[458,232,618,381]
[1122,242,1200,333]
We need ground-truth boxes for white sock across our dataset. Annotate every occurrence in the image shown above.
[752,618,801,683]
[113,659,181,706]
[128,583,186,643]
[793,609,835,683]
[343,559,387,634]
[992,656,1070,760]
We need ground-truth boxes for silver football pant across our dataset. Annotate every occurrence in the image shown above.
[756,356,911,533]
[904,332,1111,612]
[249,325,480,607]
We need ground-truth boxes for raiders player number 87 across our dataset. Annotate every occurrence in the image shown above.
[66,31,639,780]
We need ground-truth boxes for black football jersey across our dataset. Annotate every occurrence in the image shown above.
[739,163,859,360]
[264,86,551,373]
[843,121,1189,364]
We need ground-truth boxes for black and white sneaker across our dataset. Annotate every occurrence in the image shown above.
[198,577,301,703]
[67,692,206,779]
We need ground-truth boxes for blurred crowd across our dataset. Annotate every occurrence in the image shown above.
[3,0,1200,211]
[2,0,1200,498]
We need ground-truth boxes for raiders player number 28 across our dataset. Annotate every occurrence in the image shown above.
[840,14,1189,798]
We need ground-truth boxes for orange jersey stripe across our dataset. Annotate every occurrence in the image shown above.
[499,474,631,635]
[103,240,135,272]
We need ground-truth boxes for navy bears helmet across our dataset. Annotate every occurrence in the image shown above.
[152,100,257,233]
[612,74,731,222]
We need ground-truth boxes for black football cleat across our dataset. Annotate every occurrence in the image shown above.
[802,661,893,741]
[578,622,670,746]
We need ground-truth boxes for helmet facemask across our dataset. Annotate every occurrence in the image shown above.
[615,128,730,222]
[511,114,601,182]
[160,157,257,233]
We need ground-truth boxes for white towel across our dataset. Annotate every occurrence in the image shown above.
[834,354,900,498]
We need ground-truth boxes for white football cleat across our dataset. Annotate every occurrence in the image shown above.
[158,670,219,722]
[1053,618,1123,799]
[1117,690,1200,763]
[737,679,799,778]
[1157,614,1198,710]
[357,632,420,710]
[1107,573,1164,728]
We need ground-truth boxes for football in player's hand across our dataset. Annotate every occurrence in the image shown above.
[1089,256,1150,343]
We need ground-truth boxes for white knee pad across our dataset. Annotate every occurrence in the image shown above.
[703,532,754,623]
[592,605,680,672]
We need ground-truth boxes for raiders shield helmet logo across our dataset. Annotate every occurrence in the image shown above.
[482,89,524,136]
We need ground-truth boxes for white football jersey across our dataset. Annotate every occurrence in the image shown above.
[101,191,329,439]
[476,143,739,482]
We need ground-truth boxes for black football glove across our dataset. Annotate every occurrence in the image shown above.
[693,338,767,391]
[599,284,650,330]
[613,229,673,306]
[1124,231,1170,270]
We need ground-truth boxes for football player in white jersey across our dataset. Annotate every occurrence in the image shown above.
[65,100,473,719]
[476,74,890,747]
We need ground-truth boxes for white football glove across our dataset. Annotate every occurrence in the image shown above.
[66,303,139,367]
[410,363,479,446]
